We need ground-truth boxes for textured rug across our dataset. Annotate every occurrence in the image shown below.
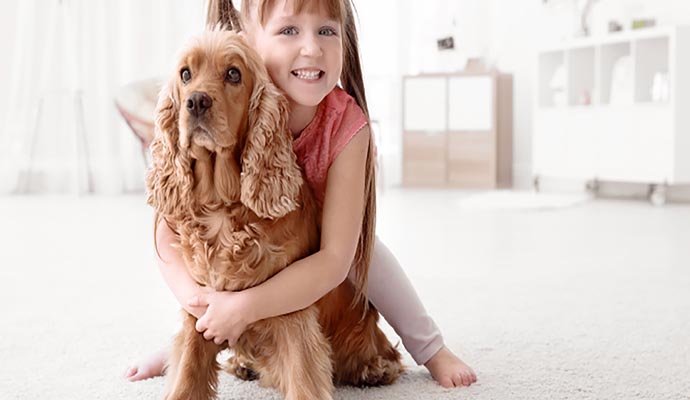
[457,190,592,211]
[1,194,689,399]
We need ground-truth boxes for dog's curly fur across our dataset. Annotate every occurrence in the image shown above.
[146,29,403,400]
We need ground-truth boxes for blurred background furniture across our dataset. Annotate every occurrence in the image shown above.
[114,78,160,167]
[2,0,94,194]
[533,25,690,204]
[0,0,205,195]
[402,70,513,188]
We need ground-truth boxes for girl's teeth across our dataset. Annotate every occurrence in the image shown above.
[294,70,321,80]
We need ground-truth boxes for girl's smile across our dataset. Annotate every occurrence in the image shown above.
[244,0,343,110]
[291,68,325,81]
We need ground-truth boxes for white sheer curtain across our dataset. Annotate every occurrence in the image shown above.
[0,0,206,194]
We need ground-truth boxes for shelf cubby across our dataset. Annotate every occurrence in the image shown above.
[634,36,670,103]
[599,42,631,105]
[567,46,595,106]
[538,51,565,108]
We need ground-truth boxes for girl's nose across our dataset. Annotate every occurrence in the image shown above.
[300,34,323,58]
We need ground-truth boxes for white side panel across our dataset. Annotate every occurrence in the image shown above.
[533,109,568,177]
[674,26,690,182]
[563,108,597,179]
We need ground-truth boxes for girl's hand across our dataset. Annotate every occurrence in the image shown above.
[187,290,254,346]
[185,286,215,319]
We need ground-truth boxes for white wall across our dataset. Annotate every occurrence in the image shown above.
[357,0,690,188]
[354,0,404,185]
[0,1,20,136]
[4,1,690,191]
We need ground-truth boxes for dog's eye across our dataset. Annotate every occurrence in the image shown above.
[226,67,241,84]
[181,68,192,84]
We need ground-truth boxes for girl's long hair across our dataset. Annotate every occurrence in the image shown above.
[206,0,243,30]
[206,0,376,311]
[337,1,376,312]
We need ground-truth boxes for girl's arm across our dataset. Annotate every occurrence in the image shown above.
[244,126,370,322]
[190,126,371,342]
[155,218,211,320]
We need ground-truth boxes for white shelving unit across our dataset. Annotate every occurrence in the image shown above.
[533,26,690,204]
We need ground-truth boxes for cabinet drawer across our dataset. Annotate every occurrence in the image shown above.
[403,161,447,186]
[403,131,446,161]
[447,159,495,188]
[403,131,447,185]
[447,132,495,162]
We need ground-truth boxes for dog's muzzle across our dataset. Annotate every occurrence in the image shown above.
[186,91,213,118]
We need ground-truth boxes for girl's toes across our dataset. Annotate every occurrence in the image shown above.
[124,367,138,380]
[451,372,465,387]
[439,375,454,388]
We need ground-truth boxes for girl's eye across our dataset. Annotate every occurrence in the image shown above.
[280,26,298,36]
[181,68,192,84]
[319,27,337,36]
[226,67,241,84]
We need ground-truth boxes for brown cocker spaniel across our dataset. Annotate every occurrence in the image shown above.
[146,29,403,400]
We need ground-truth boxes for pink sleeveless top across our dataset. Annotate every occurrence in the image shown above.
[293,87,368,208]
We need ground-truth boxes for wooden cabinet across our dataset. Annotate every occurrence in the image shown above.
[403,132,447,186]
[402,71,513,188]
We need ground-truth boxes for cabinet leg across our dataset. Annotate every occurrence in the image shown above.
[585,178,600,195]
[649,183,668,206]
[533,175,541,193]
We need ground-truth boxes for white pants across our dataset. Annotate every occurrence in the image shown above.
[350,237,444,365]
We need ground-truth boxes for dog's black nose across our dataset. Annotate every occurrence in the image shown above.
[186,92,213,117]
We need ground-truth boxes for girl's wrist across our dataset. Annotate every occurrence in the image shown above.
[240,288,262,324]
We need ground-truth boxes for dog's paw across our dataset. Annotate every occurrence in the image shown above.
[224,356,259,381]
[355,355,405,387]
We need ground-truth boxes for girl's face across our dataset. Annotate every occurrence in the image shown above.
[245,0,343,108]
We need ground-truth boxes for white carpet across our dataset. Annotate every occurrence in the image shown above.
[1,191,689,399]
[457,191,592,211]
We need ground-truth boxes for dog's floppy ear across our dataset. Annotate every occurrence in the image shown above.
[146,81,195,219]
[240,79,302,219]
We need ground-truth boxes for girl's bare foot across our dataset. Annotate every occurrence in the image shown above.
[424,346,477,388]
[123,349,169,382]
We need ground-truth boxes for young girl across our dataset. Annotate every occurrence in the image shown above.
[125,0,476,389]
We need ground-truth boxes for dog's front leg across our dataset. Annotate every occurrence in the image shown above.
[165,312,222,400]
[245,307,334,400]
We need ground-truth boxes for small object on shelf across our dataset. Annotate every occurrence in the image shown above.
[465,58,486,72]
[632,19,656,30]
[550,65,566,106]
[608,20,623,33]
[578,90,592,106]
[575,0,600,37]
[651,72,670,103]
[609,55,633,105]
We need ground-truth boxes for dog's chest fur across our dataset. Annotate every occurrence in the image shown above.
[177,205,288,292]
